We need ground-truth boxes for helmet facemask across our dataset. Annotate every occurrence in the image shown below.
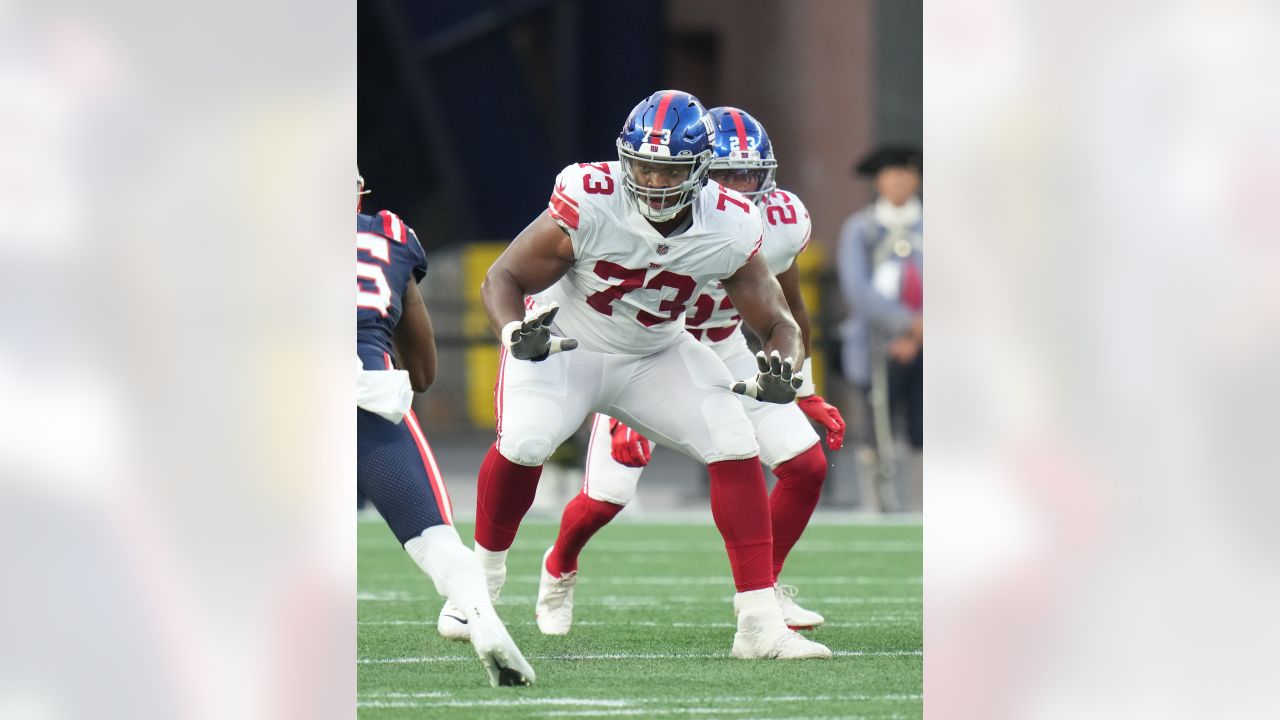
[616,138,712,222]
[357,167,370,212]
[708,154,777,206]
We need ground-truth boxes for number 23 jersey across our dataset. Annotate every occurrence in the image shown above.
[540,161,764,355]
[684,189,811,345]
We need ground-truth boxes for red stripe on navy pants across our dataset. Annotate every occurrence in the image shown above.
[404,410,454,525]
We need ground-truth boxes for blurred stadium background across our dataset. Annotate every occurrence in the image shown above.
[357,0,922,515]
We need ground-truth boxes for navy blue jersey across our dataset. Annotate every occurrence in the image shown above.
[357,210,428,361]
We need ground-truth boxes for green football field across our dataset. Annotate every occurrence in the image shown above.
[358,517,922,719]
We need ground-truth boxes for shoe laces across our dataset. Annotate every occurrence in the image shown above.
[544,567,577,599]
[777,584,800,601]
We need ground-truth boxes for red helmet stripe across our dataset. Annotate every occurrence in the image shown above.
[650,91,677,138]
[727,108,749,157]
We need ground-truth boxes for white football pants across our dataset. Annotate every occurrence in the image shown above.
[583,330,820,506]
[495,331,759,468]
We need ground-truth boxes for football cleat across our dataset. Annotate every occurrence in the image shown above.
[437,561,507,642]
[731,603,832,660]
[535,547,578,635]
[776,584,825,630]
[437,599,471,641]
[469,612,536,687]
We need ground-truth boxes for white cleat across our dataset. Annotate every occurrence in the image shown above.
[776,584,825,630]
[535,547,577,635]
[469,612,536,687]
[437,561,508,642]
[437,599,471,641]
[731,604,832,660]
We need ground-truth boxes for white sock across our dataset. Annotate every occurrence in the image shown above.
[734,588,778,615]
[404,525,494,618]
[474,544,509,575]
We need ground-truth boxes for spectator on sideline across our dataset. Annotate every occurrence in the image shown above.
[836,146,923,512]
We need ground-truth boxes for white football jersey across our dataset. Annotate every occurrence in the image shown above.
[539,161,765,354]
[685,188,811,345]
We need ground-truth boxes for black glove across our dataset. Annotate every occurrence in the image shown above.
[501,302,579,362]
[732,350,803,404]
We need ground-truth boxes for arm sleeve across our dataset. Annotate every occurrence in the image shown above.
[836,213,914,337]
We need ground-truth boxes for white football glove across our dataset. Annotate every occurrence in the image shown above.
[732,350,803,404]
[501,302,578,362]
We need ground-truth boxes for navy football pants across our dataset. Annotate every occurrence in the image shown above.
[357,354,452,545]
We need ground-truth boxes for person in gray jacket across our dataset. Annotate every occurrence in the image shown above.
[836,146,922,511]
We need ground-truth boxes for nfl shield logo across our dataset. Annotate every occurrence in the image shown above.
[657,243,669,255]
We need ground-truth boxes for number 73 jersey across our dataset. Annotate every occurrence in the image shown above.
[540,161,765,355]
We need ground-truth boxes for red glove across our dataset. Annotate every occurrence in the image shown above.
[609,418,652,467]
[797,395,846,450]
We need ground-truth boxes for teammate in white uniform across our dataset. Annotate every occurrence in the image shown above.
[441,90,830,660]
[533,108,847,636]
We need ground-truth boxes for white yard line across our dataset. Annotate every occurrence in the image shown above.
[360,574,921,586]
[357,692,921,712]
[358,697,632,709]
[499,575,922,586]
[359,594,920,605]
[533,710,745,717]
[359,619,917,628]
[534,540,922,554]
[358,649,921,665]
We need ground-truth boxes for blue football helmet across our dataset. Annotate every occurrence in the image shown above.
[707,107,777,204]
[616,90,716,222]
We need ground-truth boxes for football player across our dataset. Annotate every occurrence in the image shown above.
[440,91,831,660]
[534,108,846,636]
[356,170,535,686]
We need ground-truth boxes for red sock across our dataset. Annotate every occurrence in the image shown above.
[769,442,827,581]
[708,457,773,592]
[473,442,542,552]
[546,493,624,576]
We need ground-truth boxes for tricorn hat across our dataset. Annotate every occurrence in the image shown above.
[853,145,922,177]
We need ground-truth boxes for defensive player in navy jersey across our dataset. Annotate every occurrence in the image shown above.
[356,171,535,687]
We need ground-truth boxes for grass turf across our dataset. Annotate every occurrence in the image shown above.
[358,518,922,719]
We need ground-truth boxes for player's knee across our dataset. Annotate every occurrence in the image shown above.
[586,484,635,506]
[701,397,758,461]
[775,442,827,491]
[704,425,758,461]
[498,434,555,467]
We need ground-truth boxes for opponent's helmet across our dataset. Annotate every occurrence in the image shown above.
[616,90,716,222]
[357,166,369,212]
[707,107,777,204]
